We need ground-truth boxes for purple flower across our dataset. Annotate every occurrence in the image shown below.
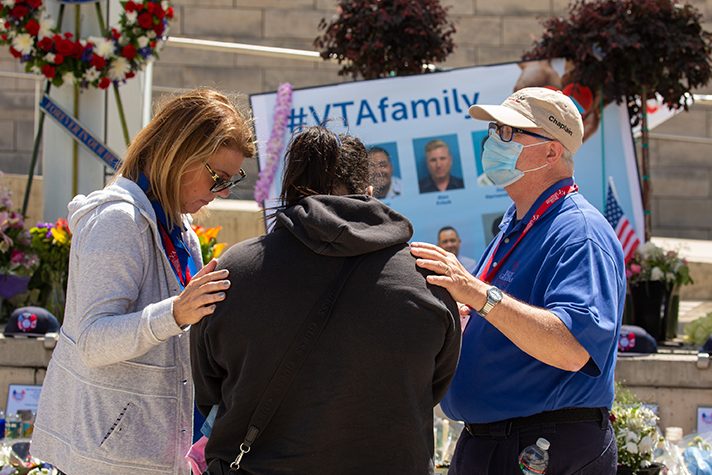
[254,83,293,204]
[81,49,93,62]
[138,47,152,58]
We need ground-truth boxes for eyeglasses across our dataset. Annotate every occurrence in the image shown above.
[488,122,552,143]
[204,162,247,193]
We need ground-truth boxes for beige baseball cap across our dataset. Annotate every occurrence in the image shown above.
[469,87,584,154]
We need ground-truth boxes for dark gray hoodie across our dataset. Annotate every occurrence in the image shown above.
[191,194,460,475]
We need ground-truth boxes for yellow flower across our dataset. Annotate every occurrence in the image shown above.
[50,227,68,245]
[212,242,226,258]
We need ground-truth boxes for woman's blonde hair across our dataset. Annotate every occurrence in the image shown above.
[117,88,255,228]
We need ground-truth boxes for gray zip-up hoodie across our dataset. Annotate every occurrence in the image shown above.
[32,177,199,475]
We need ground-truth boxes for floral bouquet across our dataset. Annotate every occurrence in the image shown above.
[28,219,71,321]
[626,242,693,287]
[0,183,39,300]
[612,384,664,474]
[192,225,226,264]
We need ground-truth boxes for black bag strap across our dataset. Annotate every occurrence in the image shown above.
[228,255,363,472]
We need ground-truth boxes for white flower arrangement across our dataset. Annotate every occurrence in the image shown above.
[612,385,664,472]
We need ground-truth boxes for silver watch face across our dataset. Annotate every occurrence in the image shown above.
[488,286,504,303]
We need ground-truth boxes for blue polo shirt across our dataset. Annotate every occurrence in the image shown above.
[441,178,625,424]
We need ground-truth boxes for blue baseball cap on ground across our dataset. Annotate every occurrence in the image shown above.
[4,307,60,337]
[618,325,658,354]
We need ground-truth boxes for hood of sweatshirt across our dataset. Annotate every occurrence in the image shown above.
[275,195,413,257]
[67,177,155,233]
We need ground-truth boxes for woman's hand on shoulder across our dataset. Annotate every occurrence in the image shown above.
[173,259,230,327]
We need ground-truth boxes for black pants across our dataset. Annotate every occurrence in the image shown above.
[448,414,617,474]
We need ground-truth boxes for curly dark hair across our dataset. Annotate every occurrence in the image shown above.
[280,126,370,207]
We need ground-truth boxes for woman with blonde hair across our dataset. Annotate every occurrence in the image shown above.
[32,88,255,474]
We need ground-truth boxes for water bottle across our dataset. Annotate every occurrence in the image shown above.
[519,437,550,474]
[0,410,5,440]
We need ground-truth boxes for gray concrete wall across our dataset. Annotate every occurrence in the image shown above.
[2,0,712,230]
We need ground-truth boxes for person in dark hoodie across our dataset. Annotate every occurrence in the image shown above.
[191,126,460,475]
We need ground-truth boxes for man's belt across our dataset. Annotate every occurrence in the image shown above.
[465,407,608,437]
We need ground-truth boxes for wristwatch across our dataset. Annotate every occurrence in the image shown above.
[477,286,504,317]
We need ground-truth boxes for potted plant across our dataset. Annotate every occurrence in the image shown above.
[523,0,712,241]
[0,181,39,314]
[314,0,456,80]
[612,384,665,475]
[28,220,72,322]
[626,242,693,341]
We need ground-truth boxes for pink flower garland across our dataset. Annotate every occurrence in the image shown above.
[254,82,293,205]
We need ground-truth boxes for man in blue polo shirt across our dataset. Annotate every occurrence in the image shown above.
[411,87,624,474]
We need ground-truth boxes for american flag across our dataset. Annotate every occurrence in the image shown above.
[605,177,640,263]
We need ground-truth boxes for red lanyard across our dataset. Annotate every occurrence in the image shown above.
[479,184,578,283]
[158,224,192,287]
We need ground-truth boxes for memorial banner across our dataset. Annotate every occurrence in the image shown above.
[251,61,644,260]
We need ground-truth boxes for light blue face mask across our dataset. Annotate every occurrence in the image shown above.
[481,133,550,187]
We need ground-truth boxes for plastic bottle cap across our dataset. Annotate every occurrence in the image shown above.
[536,438,550,450]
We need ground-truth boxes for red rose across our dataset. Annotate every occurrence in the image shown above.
[166,7,174,19]
[138,12,153,29]
[25,18,39,36]
[145,3,155,13]
[152,22,163,35]
[121,44,137,60]
[125,0,137,12]
[98,77,111,89]
[38,37,53,51]
[11,5,29,19]
[63,32,73,39]
[149,40,156,48]
[155,6,165,19]
[26,0,41,8]
[91,55,106,69]
[53,53,64,65]
[56,38,74,56]
[41,64,56,79]
[9,47,21,58]
[0,34,7,42]
[111,28,121,40]
[125,71,135,79]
